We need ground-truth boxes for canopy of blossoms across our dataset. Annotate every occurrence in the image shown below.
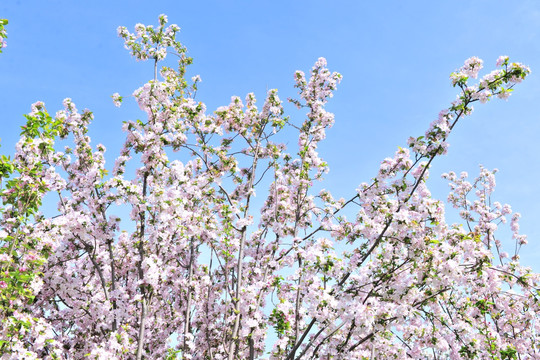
[0,15,537,360]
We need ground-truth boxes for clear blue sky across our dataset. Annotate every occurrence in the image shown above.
[1,1,540,270]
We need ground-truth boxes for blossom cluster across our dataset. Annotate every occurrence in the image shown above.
[117,14,182,62]
[0,19,7,52]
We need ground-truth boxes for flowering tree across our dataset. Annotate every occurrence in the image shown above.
[1,19,67,358]
[1,15,539,359]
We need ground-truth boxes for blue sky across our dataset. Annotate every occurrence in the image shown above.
[1,1,540,270]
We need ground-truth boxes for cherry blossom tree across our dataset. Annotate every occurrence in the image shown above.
[1,15,539,359]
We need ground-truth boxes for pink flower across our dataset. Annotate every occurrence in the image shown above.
[496,55,509,67]
[111,92,122,107]
[462,56,484,79]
